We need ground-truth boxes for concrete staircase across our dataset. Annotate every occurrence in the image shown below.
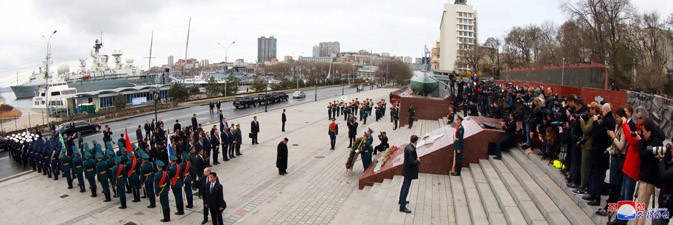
[330,148,606,225]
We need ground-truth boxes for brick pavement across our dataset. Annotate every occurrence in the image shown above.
[0,88,401,225]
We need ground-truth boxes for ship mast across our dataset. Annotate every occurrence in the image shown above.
[145,31,155,78]
[182,17,191,81]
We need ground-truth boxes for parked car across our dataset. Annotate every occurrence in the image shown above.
[233,96,257,109]
[57,120,101,135]
[0,136,7,152]
[272,92,289,102]
[292,91,306,99]
[257,93,274,105]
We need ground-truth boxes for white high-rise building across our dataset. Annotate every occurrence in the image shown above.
[168,55,174,67]
[312,45,320,57]
[439,1,477,72]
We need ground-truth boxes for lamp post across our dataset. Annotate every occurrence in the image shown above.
[42,30,57,125]
[153,91,159,124]
[218,41,236,64]
[264,78,269,112]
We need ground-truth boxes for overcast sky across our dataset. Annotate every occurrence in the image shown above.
[0,0,671,87]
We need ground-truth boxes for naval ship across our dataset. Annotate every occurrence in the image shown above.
[10,39,151,99]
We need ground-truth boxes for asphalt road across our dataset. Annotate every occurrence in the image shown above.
[0,85,379,180]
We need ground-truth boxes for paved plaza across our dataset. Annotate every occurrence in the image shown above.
[0,88,403,225]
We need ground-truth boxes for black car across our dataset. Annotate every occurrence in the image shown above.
[257,93,274,105]
[0,136,7,152]
[233,96,257,109]
[271,92,289,102]
[57,120,101,135]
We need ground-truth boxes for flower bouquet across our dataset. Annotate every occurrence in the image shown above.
[380,146,400,168]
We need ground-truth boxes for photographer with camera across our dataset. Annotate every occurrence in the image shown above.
[653,139,673,225]
[582,103,615,207]
[374,132,389,155]
[566,96,587,190]
[595,107,628,216]
[629,119,666,225]
[493,113,517,160]
[573,102,600,195]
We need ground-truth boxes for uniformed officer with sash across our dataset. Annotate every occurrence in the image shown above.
[112,155,128,209]
[154,160,171,222]
[140,152,157,208]
[181,151,194,209]
[126,152,141,203]
[328,118,339,150]
[169,155,185,215]
[95,152,112,202]
[451,114,465,176]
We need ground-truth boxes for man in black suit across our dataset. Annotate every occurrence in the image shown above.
[281,109,287,132]
[276,138,289,175]
[206,172,226,225]
[203,134,211,166]
[136,125,143,143]
[193,148,206,193]
[251,116,260,145]
[347,117,358,148]
[192,114,198,131]
[493,113,516,160]
[199,167,211,225]
[399,135,419,214]
[220,128,230,161]
[144,121,151,140]
[174,120,181,134]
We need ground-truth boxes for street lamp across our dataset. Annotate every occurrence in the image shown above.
[42,30,57,126]
[264,78,269,112]
[154,91,159,124]
[218,41,236,63]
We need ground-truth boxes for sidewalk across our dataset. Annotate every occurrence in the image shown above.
[0,88,400,225]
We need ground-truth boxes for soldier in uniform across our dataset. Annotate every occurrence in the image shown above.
[407,105,416,129]
[71,146,86,193]
[59,147,74,189]
[154,160,171,222]
[328,118,339,150]
[140,152,157,208]
[391,104,399,130]
[327,103,333,119]
[451,114,465,176]
[95,152,112,202]
[83,150,97,197]
[343,104,351,121]
[126,152,141,203]
[181,151,194,209]
[360,128,374,171]
[112,156,128,209]
[169,155,185,215]
[50,138,61,180]
[42,144,52,177]
[106,148,117,198]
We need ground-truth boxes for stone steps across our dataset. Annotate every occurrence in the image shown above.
[510,149,608,225]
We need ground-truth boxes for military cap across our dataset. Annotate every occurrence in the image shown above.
[155,160,165,167]
[72,146,80,155]
[169,155,178,161]
[114,156,121,163]
[126,152,134,159]
[106,149,115,156]
[368,128,373,133]
[456,113,465,120]
[181,151,189,160]
[141,153,150,160]
[84,151,92,158]
[95,152,103,159]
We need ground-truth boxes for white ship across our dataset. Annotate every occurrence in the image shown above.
[32,82,77,114]
[11,38,150,99]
